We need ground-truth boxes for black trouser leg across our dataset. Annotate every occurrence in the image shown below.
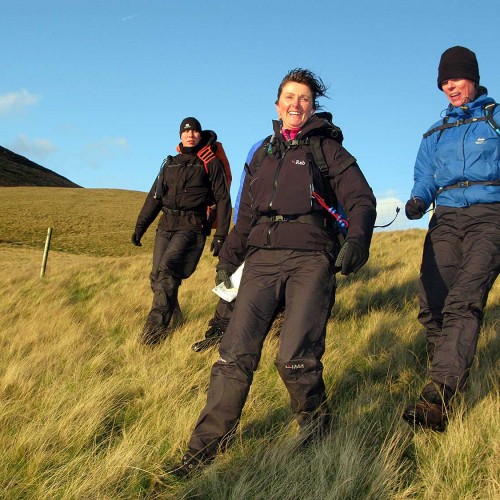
[148,229,205,326]
[187,249,335,457]
[419,205,500,393]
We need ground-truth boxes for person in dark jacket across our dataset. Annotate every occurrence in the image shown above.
[171,69,377,476]
[132,117,231,345]
[402,47,500,431]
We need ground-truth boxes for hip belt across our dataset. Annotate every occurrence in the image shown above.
[255,212,333,229]
[163,208,205,217]
[437,179,500,196]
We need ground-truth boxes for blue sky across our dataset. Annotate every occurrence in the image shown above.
[2,0,499,230]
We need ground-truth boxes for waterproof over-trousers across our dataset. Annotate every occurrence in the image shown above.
[188,248,336,458]
[418,204,500,393]
[147,229,205,327]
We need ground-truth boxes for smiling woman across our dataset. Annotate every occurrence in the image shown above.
[171,68,377,477]
[403,46,500,431]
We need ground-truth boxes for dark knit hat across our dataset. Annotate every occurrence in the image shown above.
[437,46,480,90]
[179,117,202,136]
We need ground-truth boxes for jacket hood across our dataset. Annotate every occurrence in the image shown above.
[176,129,218,155]
[272,113,338,140]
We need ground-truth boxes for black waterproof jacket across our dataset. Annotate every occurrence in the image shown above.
[134,131,231,238]
[219,115,377,268]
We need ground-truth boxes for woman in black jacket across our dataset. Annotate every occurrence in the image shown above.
[132,117,231,344]
[172,70,377,476]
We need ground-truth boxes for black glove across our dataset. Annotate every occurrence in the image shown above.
[210,236,225,257]
[335,240,368,276]
[131,232,142,247]
[405,198,426,220]
[215,268,233,288]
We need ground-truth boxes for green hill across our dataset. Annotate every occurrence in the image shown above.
[0,146,81,188]
[0,186,498,499]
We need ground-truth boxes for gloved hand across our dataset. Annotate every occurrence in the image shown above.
[405,198,426,220]
[215,267,233,288]
[131,232,142,247]
[335,240,368,276]
[210,236,225,257]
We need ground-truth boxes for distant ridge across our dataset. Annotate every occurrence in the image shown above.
[0,145,81,188]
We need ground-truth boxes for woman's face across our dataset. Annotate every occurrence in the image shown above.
[181,129,201,148]
[275,81,315,130]
[441,78,477,107]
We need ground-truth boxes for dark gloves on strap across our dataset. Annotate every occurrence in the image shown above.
[335,240,368,276]
[210,236,225,257]
[405,198,426,220]
[131,232,142,247]
[215,267,234,288]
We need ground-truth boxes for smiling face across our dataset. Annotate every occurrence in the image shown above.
[180,129,201,148]
[275,81,315,130]
[441,78,477,107]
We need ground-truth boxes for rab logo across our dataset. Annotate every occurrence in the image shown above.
[285,363,304,369]
[475,137,486,144]
[293,160,306,165]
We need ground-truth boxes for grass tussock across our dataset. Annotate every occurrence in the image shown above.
[0,187,499,499]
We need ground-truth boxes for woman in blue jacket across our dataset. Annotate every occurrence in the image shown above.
[403,46,500,431]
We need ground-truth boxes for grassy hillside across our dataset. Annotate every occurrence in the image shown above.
[0,187,498,499]
[0,146,81,188]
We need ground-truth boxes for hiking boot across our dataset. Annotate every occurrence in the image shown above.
[139,322,171,345]
[167,451,211,478]
[297,409,331,448]
[171,306,184,329]
[191,326,224,352]
[402,400,447,431]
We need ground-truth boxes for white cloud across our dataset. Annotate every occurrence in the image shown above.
[82,137,130,168]
[9,133,57,159]
[0,89,40,115]
[375,196,405,231]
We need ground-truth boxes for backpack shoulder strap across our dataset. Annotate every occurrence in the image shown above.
[484,102,500,136]
[423,101,500,140]
[249,134,273,173]
[154,155,172,200]
[197,145,216,175]
[308,136,329,177]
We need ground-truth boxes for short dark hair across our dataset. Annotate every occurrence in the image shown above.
[276,68,328,109]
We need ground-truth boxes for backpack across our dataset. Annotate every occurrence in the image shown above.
[251,112,349,236]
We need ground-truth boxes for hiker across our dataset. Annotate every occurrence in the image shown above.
[132,117,231,345]
[172,68,377,476]
[403,46,500,431]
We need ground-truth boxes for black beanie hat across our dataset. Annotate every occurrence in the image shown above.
[179,117,202,136]
[437,46,480,90]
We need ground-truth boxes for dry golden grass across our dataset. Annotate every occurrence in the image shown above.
[0,187,498,499]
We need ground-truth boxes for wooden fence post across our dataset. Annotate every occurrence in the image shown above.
[40,227,53,278]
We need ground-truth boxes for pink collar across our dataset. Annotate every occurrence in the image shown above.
[281,127,301,141]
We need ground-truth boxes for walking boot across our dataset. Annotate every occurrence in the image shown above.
[139,322,171,345]
[402,382,452,432]
[167,450,213,478]
[191,326,224,352]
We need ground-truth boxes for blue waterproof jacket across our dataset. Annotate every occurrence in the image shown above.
[411,93,500,208]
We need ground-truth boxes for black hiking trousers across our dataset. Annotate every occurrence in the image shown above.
[418,204,500,393]
[187,248,336,458]
[147,229,205,327]
[208,298,234,332]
